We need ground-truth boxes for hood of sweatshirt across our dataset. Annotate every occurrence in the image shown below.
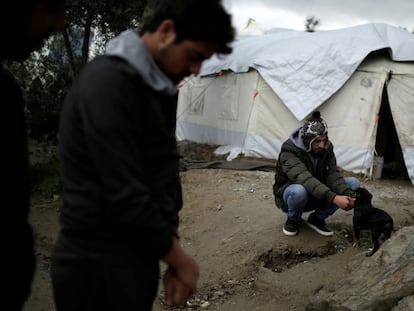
[105,29,177,96]
[289,127,308,151]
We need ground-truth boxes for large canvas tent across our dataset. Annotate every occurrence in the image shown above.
[176,23,414,185]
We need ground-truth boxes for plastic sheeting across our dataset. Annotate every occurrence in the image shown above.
[177,55,414,184]
[200,23,414,121]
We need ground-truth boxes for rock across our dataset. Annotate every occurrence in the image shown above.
[255,266,279,289]
[392,295,414,310]
[308,226,414,310]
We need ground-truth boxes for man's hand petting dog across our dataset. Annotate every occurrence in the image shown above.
[333,195,355,211]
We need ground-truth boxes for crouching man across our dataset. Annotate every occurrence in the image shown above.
[273,111,360,236]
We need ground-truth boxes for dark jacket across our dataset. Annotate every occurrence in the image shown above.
[0,65,35,305]
[55,51,181,262]
[273,127,353,209]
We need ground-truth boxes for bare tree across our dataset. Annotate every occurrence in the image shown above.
[305,16,320,32]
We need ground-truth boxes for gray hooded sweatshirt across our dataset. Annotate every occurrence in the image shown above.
[55,30,182,262]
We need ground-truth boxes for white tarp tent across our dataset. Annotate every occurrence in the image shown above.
[176,23,414,184]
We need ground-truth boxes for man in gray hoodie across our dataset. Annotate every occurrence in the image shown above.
[273,111,360,237]
[51,1,234,310]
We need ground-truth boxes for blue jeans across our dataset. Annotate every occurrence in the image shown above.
[282,177,360,221]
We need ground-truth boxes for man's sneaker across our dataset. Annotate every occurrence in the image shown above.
[306,213,334,236]
[283,218,301,236]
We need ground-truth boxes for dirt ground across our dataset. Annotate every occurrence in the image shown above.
[24,143,414,311]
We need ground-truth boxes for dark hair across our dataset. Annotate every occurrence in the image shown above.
[38,0,66,12]
[139,0,235,55]
[5,0,65,15]
[1,0,65,61]
[2,0,65,30]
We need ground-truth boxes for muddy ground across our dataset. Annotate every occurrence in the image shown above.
[24,142,414,311]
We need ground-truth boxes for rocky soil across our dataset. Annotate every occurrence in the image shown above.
[24,142,414,311]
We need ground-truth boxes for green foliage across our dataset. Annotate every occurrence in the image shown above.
[9,0,147,143]
[65,0,146,42]
[63,0,147,75]
[9,34,72,142]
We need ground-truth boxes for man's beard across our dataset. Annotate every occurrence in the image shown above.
[310,149,324,157]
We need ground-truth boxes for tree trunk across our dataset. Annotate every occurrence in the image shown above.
[62,28,76,80]
[81,16,93,67]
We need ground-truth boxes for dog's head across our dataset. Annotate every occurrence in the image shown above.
[353,187,373,206]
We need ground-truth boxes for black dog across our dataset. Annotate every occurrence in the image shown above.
[352,187,394,256]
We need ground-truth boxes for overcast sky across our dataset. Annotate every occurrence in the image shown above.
[223,0,414,32]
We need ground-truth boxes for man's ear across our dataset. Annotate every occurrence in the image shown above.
[157,19,177,48]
